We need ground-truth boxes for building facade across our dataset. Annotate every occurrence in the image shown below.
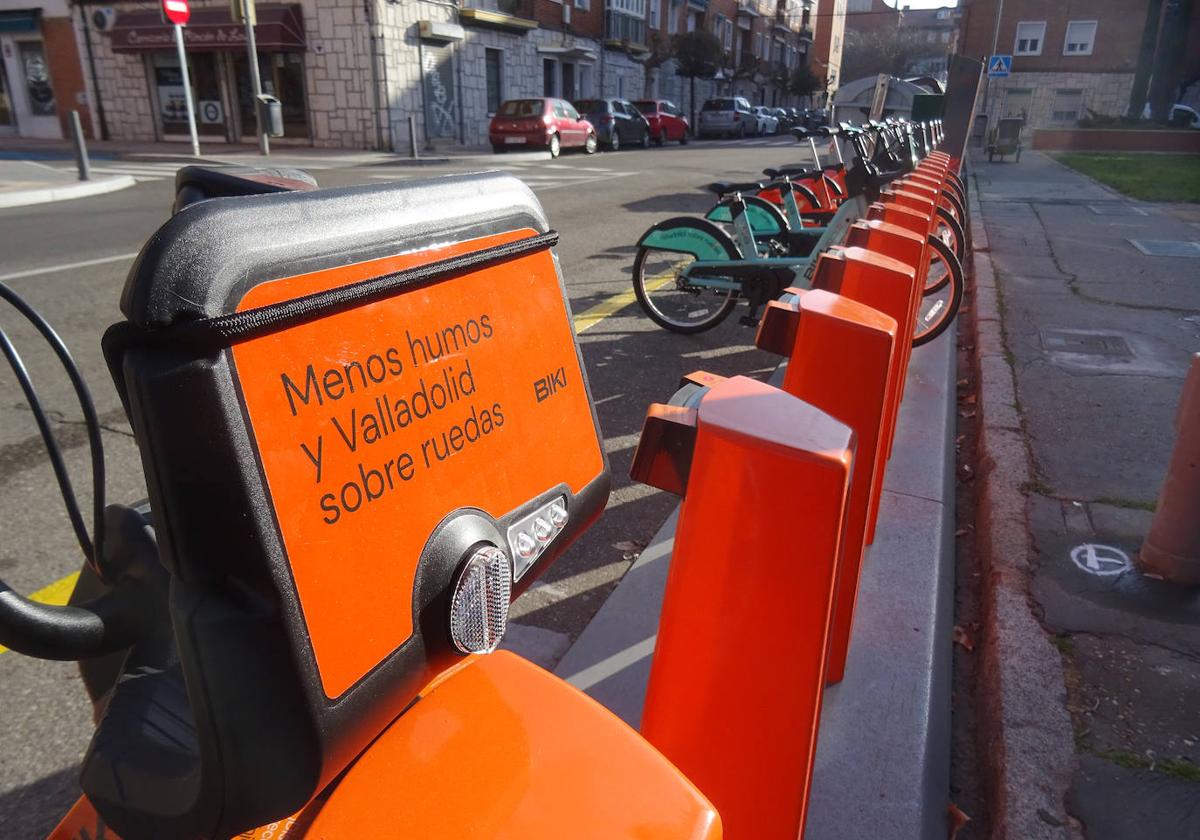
[25,0,817,150]
[809,0,845,104]
[0,0,94,139]
[958,0,1152,130]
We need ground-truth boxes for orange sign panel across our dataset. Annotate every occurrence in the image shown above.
[231,229,603,698]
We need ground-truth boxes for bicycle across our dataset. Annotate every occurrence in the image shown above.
[631,120,965,346]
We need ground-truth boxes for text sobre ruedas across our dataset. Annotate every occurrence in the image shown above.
[278,315,508,524]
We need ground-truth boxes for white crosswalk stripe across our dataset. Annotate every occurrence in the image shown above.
[367,163,634,193]
[46,161,184,183]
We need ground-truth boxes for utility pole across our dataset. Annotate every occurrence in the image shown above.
[983,0,1004,136]
[235,0,269,154]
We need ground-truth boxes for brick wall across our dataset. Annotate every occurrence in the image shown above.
[959,0,1149,74]
[42,16,92,138]
[990,71,1135,130]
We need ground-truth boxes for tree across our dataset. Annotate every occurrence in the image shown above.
[642,31,674,97]
[839,27,944,85]
[673,30,724,132]
[790,65,824,107]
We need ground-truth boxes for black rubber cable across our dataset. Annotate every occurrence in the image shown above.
[0,281,107,579]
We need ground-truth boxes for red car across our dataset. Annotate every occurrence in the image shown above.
[489,98,598,158]
[633,99,690,146]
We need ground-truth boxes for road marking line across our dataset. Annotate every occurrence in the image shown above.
[573,272,671,332]
[0,252,140,283]
[0,571,80,655]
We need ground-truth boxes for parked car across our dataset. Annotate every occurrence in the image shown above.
[572,98,651,151]
[752,106,780,136]
[489,98,598,157]
[804,108,830,129]
[770,107,794,130]
[633,99,690,145]
[698,97,755,139]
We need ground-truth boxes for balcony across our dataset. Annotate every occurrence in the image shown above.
[798,25,813,43]
[460,0,538,33]
[605,10,648,51]
[736,0,762,18]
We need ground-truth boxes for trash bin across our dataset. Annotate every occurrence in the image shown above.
[256,94,284,137]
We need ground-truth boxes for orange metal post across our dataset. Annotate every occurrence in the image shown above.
[632,375,855,840]
[756,290,897,686]
[867,201,933,240]
[808,247,918,546]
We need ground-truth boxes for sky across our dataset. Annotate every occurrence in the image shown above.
[882,0,958,7]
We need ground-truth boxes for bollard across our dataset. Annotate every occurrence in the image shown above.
[756,289,898,687]
[632,375,855,840]
[809,246,919,551]
[70,110,90,182]
[408,115,420,160]
[1140,354,1200,585]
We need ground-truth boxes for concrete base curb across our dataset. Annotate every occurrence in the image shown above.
[0,175,136,209]
[968,170,1080,839]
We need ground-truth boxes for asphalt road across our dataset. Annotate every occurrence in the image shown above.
[0,135,811,837]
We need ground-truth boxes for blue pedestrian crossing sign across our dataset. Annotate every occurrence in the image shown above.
[988,55,1012,77]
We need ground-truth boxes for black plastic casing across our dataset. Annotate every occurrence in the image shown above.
[93,173,611,839]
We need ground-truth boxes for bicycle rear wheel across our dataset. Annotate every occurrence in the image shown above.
[633,246,739,333]
[913,235,963,347]
[932,205,967,263]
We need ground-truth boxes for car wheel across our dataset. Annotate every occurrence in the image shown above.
[584,132,598,155]
[656,129,667,146]
[610,130,620,152]
[738,125,746,140]
[492,144,506,154]
[548,133,561,158]
[680,131,688,145]
[641,128,651,149]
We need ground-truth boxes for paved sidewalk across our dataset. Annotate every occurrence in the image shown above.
[0,160,133,209]
[973,151,1200,838]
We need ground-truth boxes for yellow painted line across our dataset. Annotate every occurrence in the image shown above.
[0,571,80,655]
[572,266,681,334]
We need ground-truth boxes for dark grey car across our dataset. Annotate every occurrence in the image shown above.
[572,98,651,151]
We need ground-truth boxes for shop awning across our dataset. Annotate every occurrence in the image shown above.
[0,9,40,33]
[110,5,305,53]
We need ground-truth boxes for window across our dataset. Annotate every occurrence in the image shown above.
[543,59,557,97]
[1063,20,1096,55]
[941,30,950,43]
[687,11,695,32]
[754,32,762,59]
[668,0,680,34]
[649,0,659,29]
[580,64,593,96]
[1014,21,1044,56]
[562,62,575,99]
[485,49,503,114]
[1002,87,1032,119]
[576,0,589,8]
[1051,88,1084,124]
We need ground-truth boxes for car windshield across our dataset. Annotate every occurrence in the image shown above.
[573,100,607,115]
[633,101,657,115]
[702,99,736,112]
[498,99,545,118]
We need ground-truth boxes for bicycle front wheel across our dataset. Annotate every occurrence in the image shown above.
[633,247,739,334]
[913,235,963,347]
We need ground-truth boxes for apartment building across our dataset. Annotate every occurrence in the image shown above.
[958,0,1153,130]
[59,0,816,150]
[809,0,846,104]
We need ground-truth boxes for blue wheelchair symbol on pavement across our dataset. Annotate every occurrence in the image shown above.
[988,55,1012,77]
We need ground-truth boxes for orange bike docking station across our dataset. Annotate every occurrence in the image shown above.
[630,375,855,839]
[45,174,721,840]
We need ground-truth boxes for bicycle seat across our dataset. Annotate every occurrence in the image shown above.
[762,165,819,179]
[172,165,317,214]
[816,125,839,137]
[707,180,763,196]
[838,123,864,136]
[790,126,811,140]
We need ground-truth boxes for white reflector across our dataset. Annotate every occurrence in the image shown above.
[449,545,512,654]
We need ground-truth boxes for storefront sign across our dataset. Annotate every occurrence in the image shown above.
[110,5,305,52]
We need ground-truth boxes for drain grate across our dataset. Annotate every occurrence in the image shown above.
[1128,239,1200,258]
[1041,330,1132,357]
[1089,204,1147,216]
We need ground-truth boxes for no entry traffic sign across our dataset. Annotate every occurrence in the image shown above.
[162,0,190,26]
